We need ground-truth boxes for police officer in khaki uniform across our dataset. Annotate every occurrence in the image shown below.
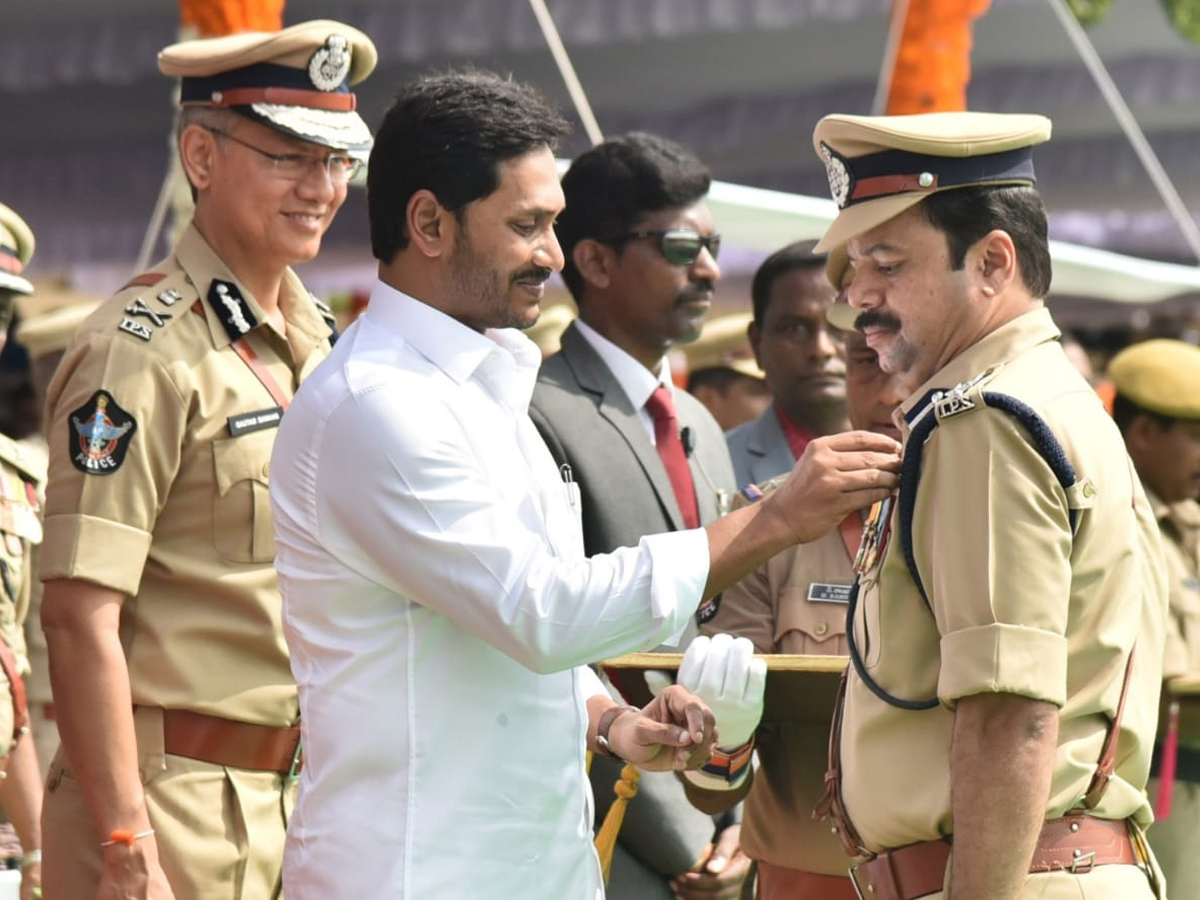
[39,22,376,900]
[13,290,98,783]
[0,203,46,900]
[808,113,1168,899]
[1109,339,1200,900]
[684,329,906,900]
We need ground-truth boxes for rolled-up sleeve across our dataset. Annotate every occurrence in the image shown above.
[918,407,1073,708]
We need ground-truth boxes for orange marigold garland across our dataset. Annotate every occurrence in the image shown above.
[179,0,285,37]
[886,0,994,115]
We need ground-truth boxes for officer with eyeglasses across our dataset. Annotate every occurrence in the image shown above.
[530,133,747,900]
[39,21,376,900]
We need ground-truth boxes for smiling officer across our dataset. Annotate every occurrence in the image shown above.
[39,21,376,900]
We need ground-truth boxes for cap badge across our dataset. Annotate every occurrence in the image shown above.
[308,34,351,92]
[820,143,851,209]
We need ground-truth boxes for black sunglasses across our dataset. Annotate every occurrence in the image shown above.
[614,229,721,266]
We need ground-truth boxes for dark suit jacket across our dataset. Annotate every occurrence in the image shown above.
[532,323,736,552]
[531,322,738,899]
[725,405,795,490]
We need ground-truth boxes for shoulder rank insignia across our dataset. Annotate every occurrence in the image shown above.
[208,280,258,342]
[69,390,137,475]
[930,370,995,422]
[311,293,339,345]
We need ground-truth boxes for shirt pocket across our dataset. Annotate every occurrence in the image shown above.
[212,430,276,564]
[773,586,848,654]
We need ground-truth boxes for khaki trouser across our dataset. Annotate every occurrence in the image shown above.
[1147,777,1200,900]
[29,704,58,783]
[42,708,295,900]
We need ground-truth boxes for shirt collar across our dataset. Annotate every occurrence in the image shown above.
[894,307,1061,441]
[573,318,672,410]
[174,223,328,348]
[363,280,543,411]
[774,404,816,461]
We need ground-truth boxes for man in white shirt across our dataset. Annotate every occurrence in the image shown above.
[269,69,901,900]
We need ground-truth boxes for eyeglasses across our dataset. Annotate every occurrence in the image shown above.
[614,229,722,266]
[202,126,363,183]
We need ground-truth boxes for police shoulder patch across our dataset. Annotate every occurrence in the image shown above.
[696,593,721,625]
[69,390,137,476]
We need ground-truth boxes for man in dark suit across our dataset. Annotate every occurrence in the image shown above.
[726,241,847,488]
[531,133,744,900]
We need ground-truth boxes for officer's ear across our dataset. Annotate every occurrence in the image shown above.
[572,239,613,291]
[179,124,221,192]
[970,230,1017,299]
[406,190,449,259]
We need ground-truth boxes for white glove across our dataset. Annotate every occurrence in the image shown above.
[677,634,766,750]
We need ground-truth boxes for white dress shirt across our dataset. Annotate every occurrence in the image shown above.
[270,281,709,900]
[573,317,674,445]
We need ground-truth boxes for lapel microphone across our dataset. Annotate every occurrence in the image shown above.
[681,426,695,458]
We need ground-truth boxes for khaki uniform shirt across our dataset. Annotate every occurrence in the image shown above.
[40,225,334,727]
[0,433,40,755]
[16,436,49,708]
[1154,494,1200,752]
[1155,495,1200,682]
[841,308,1167,853]
[704,510,857,875]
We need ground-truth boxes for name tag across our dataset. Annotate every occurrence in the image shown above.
[807,582,853,604]
[227,406,284,437]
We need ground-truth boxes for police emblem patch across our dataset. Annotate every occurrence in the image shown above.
[696,594,721,625]
[69,390,137,475]
[308,34,351,92]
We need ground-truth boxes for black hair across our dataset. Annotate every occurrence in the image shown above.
[918,185,1052,299]
[368,68,571,263]
[556,132,711,302]
[1112,392,1176,437]
[686,366,746,394]
[750,239,826,324]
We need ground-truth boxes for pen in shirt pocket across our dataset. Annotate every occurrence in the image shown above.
[560,463,580,510]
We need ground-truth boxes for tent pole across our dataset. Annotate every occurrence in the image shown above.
[134,160,174,276]
[527,0,604,146]
[1045,0,1200,264]
[872,0,910,115]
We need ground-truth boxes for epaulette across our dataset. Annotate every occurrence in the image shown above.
[311,293,340,345]
[110,269,194,345]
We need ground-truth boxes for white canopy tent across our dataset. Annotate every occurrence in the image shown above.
[2,0,1198,316]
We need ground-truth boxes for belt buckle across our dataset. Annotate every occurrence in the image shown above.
[848,862,870,900]
[1069,849,1096,874]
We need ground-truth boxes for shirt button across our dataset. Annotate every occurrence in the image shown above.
[261,462,271,478]
[814,621,829,637]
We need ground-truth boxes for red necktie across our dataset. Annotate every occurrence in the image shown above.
[645,386,700,530]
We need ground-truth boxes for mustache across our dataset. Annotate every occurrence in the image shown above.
[855,309,902,333]
[511,266,553,286]
[676,280,715,307]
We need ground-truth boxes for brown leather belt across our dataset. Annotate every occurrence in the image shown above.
[851,815,1137,900]
[757,860,858,900]
[159,708,301,774]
